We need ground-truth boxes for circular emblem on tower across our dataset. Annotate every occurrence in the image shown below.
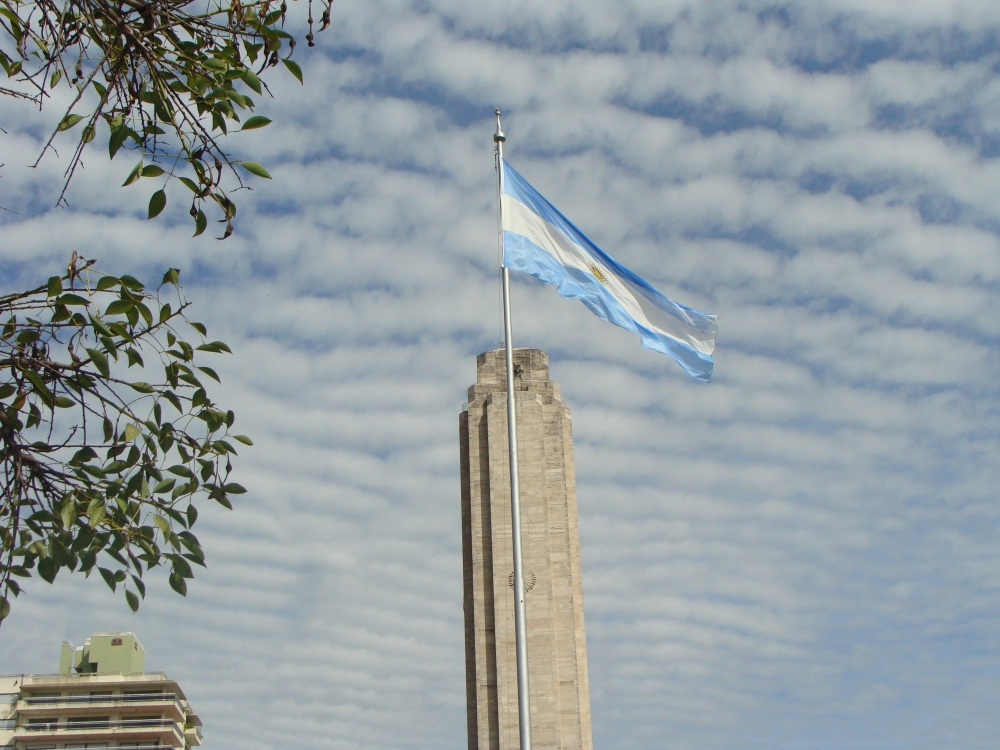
[509,570,536,592]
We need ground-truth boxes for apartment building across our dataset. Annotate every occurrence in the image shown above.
[0,633,202,749]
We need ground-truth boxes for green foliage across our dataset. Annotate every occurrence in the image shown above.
[0,0,333,237]
[0,255,250,622]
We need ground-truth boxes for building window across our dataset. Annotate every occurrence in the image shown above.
[25,691,61,703]
[26,717,59,730]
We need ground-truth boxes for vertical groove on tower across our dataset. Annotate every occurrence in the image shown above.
[460,349,593,750]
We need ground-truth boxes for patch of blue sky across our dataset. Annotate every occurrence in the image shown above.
[914,192,965,225]
[636,24,673,54]
[870,102,1000,160]
[0,259,52,290]
[788,19,1000,73]
[251,196,308,218]
[319,43,378,64]
[348,78,490,128]
[446,15,633,55]
[684,223,800,257]
[838,176,900,202]
[615,92,829,138]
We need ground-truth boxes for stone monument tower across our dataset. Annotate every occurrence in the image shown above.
[459,348,593,750]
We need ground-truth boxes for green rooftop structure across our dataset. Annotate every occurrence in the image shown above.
[60,632,146,675]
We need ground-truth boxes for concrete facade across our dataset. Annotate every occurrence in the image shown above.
[460,348,593,750]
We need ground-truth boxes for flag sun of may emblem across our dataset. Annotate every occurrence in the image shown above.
[589,263,609,286]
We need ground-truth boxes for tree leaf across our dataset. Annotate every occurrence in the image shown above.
[194,209,207,237]
[98,567,117,591]
[242,68,262,94]
[58,113,84,131]
[169,572,188,596]
[57,293,89,306]
[153,515,171,535]
[85,348,110,378]
[282,58,303,84]
[125,589,140,613]
[109,125,128,159]
[148,189,167,219]
[87,497,106,527]
[123,160,143,186]
[197,366,220,383]
[171,555,194,579]
[135,301,153,327]
[222,483,247,494]
[47,276,62,297]
[22,370,54,405]
[0,597,9,621]
[105,299,133,316]
[234,434,253,446]
[123,423,141,442]
[142,165,166,177]
[154,479,176,494]
[238,161,271,179]
[241,116,272,131]
[60,497,77,529]
[38,557,58,583]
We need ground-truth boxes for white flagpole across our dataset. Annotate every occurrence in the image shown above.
[494,107,532,750]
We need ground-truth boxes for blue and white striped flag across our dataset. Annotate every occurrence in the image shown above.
[501,160,719,382]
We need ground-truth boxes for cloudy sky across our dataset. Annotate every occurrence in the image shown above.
[2,0,1000,748]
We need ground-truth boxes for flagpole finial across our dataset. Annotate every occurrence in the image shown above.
[494,108,506,143]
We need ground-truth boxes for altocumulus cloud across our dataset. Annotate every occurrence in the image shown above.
[2,1,1000,749]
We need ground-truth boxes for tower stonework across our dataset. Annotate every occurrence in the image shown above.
[460,348,593,750]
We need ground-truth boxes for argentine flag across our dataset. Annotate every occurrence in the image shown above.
[501,160,719,382]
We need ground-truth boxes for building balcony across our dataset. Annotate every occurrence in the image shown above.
[14,717,184,745]
[24,692,179,706]
[185,722,203,745]
[18,692,185,722]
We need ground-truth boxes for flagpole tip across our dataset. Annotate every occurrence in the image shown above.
[494,107,506,143]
